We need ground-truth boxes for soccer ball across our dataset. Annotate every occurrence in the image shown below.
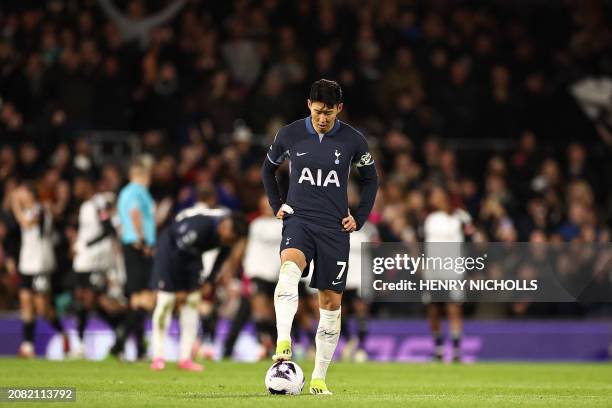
[265,361,305,395]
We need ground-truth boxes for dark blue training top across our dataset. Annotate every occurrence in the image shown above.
[261,116,378,230]
[165,206,229,256]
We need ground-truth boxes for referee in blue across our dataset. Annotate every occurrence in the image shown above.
[111,155,156,359]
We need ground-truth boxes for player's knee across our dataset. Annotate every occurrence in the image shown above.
[278,261,302,285]
[156,291,176,310]
[319,290,342,311]
[185,291,200,308]
[320,300,341,311]
[280,249,307,271]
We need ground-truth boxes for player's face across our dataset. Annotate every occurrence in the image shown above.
[218,218,236,245]
[307,100,343,133]
[429,187,449,211]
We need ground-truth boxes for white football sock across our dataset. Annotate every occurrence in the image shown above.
[274,261,302,342]
[179,291,201,361]
[312,307,341,380]
[152,291,176,359]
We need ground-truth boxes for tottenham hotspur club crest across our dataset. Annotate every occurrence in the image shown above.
[334,149,341,164]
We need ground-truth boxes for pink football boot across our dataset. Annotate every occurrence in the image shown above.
[178,359,204,372]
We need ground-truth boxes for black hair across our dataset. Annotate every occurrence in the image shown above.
[229,212,248,238]
[196,183,216,203]
[309,79,342,107]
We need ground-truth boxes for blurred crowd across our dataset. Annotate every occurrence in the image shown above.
[0,0,611,316]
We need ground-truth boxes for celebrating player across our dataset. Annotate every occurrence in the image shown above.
[150,190,247,371]
[261,79,378,395]
[11,184,69,358]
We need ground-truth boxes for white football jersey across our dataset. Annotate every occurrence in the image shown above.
[73,194,115,273]
[423,209,471,285]
[424,209,470,243]
[19,204,56,275]
[243,216,282,282]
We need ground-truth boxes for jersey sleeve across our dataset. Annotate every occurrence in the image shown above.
[266,128,289,166]
[352,134,375,168]
[352,133,378,230]
[262,128,290,214]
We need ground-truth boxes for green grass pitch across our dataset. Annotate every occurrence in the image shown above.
[1,358,611,407]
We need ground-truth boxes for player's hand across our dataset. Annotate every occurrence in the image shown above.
[342,214,357,232]
[143,246,154,257]
[276,204,294,220]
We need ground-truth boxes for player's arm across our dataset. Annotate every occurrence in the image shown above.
[261,129,288,217]
[216,238,247,285]
[351,138,379,231]
[130,206,145,247]
[86,209,116,247]
[10,188,36,228]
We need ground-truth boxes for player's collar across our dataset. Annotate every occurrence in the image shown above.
[305,116,341,137]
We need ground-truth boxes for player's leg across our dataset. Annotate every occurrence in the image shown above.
[150,244,178,369]
[446,302,463,362]
[223,294,251,359]
[339,290,355,361]
[309,228,349,395]
[250,279,276,359]
[175,257,205,371]
[34,275,69,356]
[18,284,35,358]
[73,275,96,358]
[310,289,342,395]
[150,290,176,370]
[135,289,156,359]
[74,285,86,343]
[197,282,217,360]
[273,248,307,361]
[352,297,370,361]
[111,245,140,357]
[177,290,203,371]
[81,277,96,335]
[132,248,156,359]
[427,303,444,361]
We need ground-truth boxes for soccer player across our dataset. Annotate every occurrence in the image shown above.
[423,185,473,362]
[111,156,156,359]
[72,176,116,358]
[150,193,247,371]
[11,184,69,358]
[261,79,378,395]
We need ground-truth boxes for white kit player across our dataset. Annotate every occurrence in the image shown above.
[72,176,117,357]
[11,184,68,358]
[423,185,473,362]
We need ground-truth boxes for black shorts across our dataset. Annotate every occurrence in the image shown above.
[74,271,107,292]
[250,277,276,297]
[281,217,350,292]
[151,233,202,293]
[123,244,153,296]
[19,273,51,293]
